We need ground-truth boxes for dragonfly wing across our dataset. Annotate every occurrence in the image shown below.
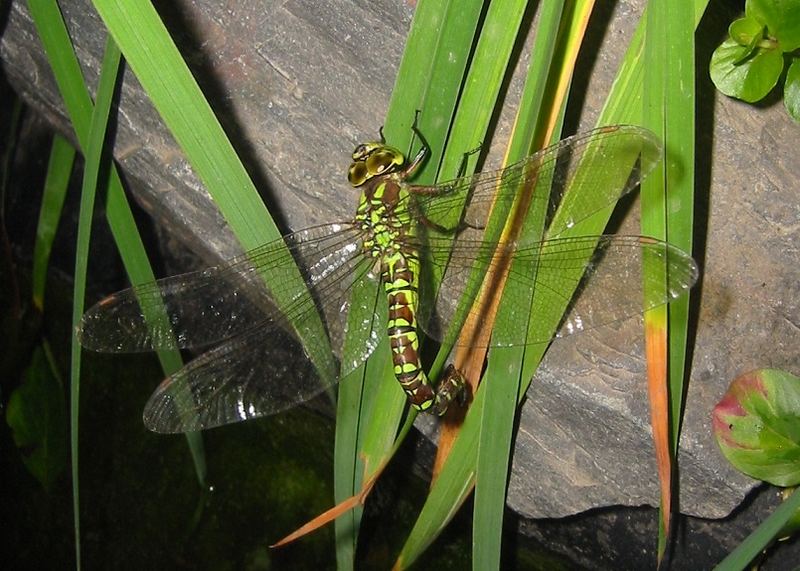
[410,125,662,242]
[142,319,333,432]
[78,223,365,352]
[420,235,697,348]
[496,235,698,346]
[140,252,383,433]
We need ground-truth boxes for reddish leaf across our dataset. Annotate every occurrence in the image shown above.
[712,369,800,486]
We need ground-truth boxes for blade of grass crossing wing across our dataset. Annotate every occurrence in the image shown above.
[33,135,75,310]
[434,0,593,397]
[70,36,122,570]
[420,0,541,373]
[399,1,594,567]
[102,158,209,479]
[472,2,573,568]
[642,0,671,549]
[90,1,335,382]
[642,0,700,559]
[454,1,596,566]
[426,0,539,383]
[430,0,527,402]
[332,276,387,568]
[27,0,205,482]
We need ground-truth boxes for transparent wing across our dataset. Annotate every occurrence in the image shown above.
[141,265,381,433]
[78,222,387,433]
[403,124,690,348]
[407,125,662,242]
[420,235,698,348]
[78,223,366,352]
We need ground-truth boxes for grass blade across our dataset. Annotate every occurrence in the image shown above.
[384,0,486,176]
[69,34,122,570]
[641,0,706,559]
[472,2,579,569]
[334,2,488,567]
[27,0,207,502]
[90,1,335,385]
[398,0,708,567]
[33,134,74,310]
[713,487,800,571]
[88,0,273,248]
[396,0,590,566]
[642,0,673,549]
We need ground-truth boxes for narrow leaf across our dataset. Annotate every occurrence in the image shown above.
[33,135,74,310]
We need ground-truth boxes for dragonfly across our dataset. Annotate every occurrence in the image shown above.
[77,125,698,433]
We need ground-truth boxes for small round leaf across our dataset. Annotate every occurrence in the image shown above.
[710,37,784,102]
[713,369,800,487]
[729,16,764,46]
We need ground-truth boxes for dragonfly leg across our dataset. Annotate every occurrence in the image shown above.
[431,364,467,416]
[407,109,427,156]
[454,144,483,179]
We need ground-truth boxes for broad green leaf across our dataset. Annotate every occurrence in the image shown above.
[709,37,784,102]
[747,0,800,51]
[6,345,67,492]
[784,58,800,123]
[713,369,800,487]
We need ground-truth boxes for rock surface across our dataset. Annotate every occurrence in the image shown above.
[2,0,798,523]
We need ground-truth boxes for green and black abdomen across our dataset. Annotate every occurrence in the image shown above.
[382,249,437,412]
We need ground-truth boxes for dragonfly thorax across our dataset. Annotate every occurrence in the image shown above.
[348,142,406,187]
[356,177,412,259]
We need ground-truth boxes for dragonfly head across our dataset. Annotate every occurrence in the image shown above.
[348,142,405,187]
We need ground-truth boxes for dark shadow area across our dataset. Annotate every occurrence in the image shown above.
[511,483,800,570]
[561,0,616,135]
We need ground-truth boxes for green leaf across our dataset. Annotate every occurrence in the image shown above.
[33,136,75,310]
[747,0,800,51]
[90,1,335,385]
[709,37,784,102]
[713,369,800,487]
[777,488,800,539]
[713,485,800,571]
[6,345,67,492]
[729,16,765,47]
[784,58,800,123]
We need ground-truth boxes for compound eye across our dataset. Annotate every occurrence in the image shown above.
[348,161,368,187]
[366,150,396,175]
